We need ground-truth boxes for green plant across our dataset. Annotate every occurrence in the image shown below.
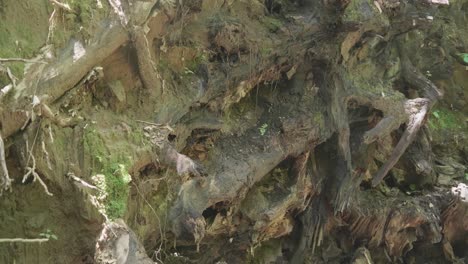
[259,123,268,136]
[39,229,58,240]
[186,53,207,73]
[460,53,468,64]
[261,16,283,32]
[84,128,132,219]
[429,108,465,131]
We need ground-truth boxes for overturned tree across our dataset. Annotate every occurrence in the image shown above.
[0,0,467,263]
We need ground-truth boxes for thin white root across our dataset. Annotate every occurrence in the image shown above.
[0,58,47,64]
[0,133,12,194]
[107,0,128,26]
[47,7,57,44]
[0,238,49,243]
[23,152,53,196]
[41,140,53,170]
[6,66,18,87]
[49,0,75,13]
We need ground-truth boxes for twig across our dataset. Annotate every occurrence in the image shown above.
[0,238,49,243]
[0,133,12,194]
[0,58,47,64]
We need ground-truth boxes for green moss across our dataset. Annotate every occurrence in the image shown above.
[84,128,131,219]
[186,52,208,73]
[130,128,147,145]
[428,107,467,132]
[313,112,325,129]
[247,239,282,264]
[159,58,170,71]
[260,47,273,56]
[0,1,47,86]
[261,16,283,33]
[343,0,376,22]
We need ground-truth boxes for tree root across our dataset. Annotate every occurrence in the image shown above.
[342,188,468,261]
[372,98,431,186]
[0,133,12,195]
[370,46,442,186]
[36,102,81,128]
[0,238,49,243]
[132,25,162,95]
[23,150,53,196]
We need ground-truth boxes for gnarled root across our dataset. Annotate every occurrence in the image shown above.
[371,47,442,186]
[372,98,431,186]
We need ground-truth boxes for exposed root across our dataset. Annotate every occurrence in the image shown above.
[0,133,12,195]
[41,140,52,170]
[372,98,431,186]
[46,5,57,44]
[0,238,49,243]
[371,46,442,186]
[143,124,205,178]
[66,172,99,192]
[36,102,81,128]
[49,0,75,13]
[0,58,47,64]
[23,150,53,196]
[5,66,18,88]
[132,25,162,94]
[107,0,128,26]
[0,84,13,100]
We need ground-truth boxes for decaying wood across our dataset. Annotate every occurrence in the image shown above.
[341,188,467,261]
